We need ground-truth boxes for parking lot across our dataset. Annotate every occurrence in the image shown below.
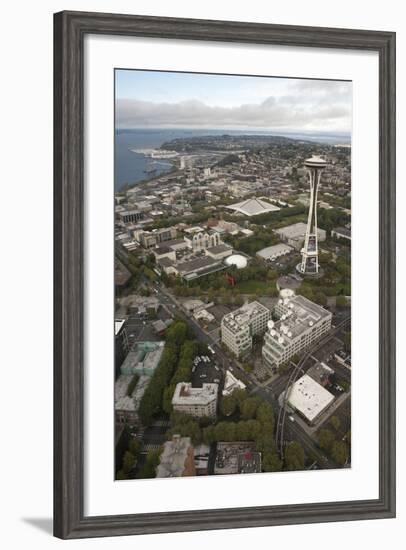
[124,306,174,348]
[191,354,223,389]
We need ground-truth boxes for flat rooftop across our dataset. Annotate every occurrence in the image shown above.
[206,243,232,254]
[164,238,188,248]
[176,256,221,274]
[153,245,172,255]
[288,374,335,423]
[270,294,332,343]
[214,442,260,475]
[222,301,269,334]
[156,436,194,478]
[114,374,150,412]
[256,243,293,260]
[275,222,325,239]
[172,382,218,406]
[157,257,175,268]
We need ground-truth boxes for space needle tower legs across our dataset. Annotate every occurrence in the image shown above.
[298,156,327,275]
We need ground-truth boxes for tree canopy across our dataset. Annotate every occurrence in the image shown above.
[318,428,335,452]
[284,441,305,471]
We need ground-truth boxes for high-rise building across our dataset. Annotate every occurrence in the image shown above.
[298,156,327,274]
[221,301,271,358]
[262,289,332,373]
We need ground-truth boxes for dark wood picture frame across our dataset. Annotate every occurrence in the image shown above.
[54,10,396,539]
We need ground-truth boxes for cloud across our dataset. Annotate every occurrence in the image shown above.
[116,80,351,133]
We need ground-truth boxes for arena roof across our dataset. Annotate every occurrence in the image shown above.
[226,198,280,217]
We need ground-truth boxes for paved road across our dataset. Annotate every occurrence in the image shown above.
[140,418,170,454]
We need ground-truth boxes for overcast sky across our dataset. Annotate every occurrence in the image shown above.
[115,70,352,135]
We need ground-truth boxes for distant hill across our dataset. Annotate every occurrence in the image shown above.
[159,134,318,153]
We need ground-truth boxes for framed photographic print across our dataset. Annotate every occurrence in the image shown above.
[54,10,396,539]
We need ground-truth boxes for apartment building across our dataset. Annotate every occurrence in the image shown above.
[221,301,271,358]
[172,382,218,418]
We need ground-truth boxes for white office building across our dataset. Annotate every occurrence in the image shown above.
[221,301,271,358]
[287,374,335,425]
[172,382,218,418]
[262,290,332,373]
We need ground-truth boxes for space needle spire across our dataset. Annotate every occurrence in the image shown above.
[298,155,327,275]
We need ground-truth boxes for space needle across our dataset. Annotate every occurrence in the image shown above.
[297,155,327,275]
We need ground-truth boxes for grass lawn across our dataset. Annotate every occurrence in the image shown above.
[236,280,276,294]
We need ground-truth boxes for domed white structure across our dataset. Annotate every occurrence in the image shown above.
[225,254,248,269]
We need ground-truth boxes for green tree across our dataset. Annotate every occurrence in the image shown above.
[255,422,276,454]
[170,340,198,385]
[331,441,348,465]
[341,380,350,392]
[116,469,128,480]
[256,401,275,428]
[166,320,189,347]
[221,394,238,417]
[330,416,341,432]
[128,438,142,456]
[242,362,254,373]
[162,384,176,415]
[243,419,262,440]
[138,343,178,425]
[202,424,216,445]
[234,294,244,306]
[318,429,335,452]
[215,421,237,441]
[284,441,305,471]
[336,295,347,307]
[314,291,327,306]
[239,396,262,420]
[137,448,162,479]
[122,450,135,474]
[262,452,283,472]
[232,388,247,405]
[167,419,202,445]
